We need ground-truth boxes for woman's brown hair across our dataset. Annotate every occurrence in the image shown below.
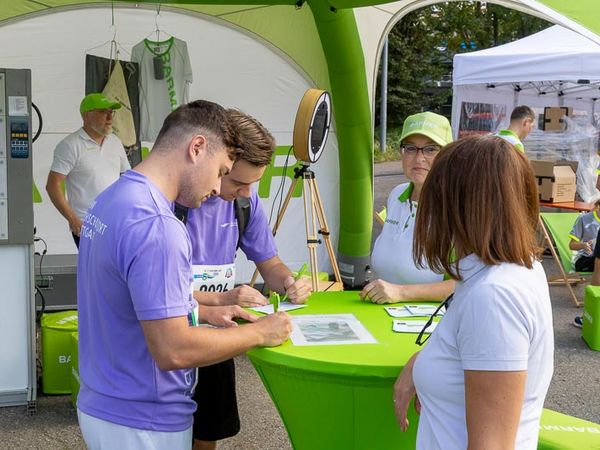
[413,135,540,280]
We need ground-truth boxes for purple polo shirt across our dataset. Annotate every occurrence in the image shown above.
[76,170,197,432]
[186,189,277,265]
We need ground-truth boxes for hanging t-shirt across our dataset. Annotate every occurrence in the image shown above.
[131,36,193,142]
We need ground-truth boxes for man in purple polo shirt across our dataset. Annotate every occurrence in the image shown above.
[186,110,311,450]
[76,100,293,449]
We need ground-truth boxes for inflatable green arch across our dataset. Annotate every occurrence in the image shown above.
[4,0,600,284]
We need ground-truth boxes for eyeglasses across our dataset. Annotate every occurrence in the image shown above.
[415,294,453,346]
[400,144,441,158]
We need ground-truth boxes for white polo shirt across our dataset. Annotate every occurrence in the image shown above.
[371,182,443,285]
[50,128,130,219]
[412,254,554,450]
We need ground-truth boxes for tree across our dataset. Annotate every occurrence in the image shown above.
[376,2,550,130]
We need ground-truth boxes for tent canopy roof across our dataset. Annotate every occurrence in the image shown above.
[453,25,600,87]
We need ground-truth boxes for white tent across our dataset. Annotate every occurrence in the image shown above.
[452,25,600,137]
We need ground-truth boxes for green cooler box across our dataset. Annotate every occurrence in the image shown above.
[583,286,600,351]
[41,310,78,394]
[70,332,79,407]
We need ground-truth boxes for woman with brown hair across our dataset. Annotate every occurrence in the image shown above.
[393,136,554,450]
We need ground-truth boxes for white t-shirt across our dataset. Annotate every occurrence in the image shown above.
[50,128,130,219]
[371,183,443,284]
[412,254,554,450]
[131,37,192,142]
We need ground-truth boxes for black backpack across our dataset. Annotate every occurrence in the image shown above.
[174,197,251,250]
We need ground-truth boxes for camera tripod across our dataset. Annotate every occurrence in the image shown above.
[250,163,343,292]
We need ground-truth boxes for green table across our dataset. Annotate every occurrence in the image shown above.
[247,291,422,450]
[247,291,600,450]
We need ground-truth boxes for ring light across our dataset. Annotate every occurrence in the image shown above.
[293,89,331,164]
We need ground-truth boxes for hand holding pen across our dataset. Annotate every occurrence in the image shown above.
[281,263,312,304]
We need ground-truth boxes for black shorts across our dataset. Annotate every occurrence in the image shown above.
[594,229,600,259]
[192,358,240,441]
[575,255,595,272]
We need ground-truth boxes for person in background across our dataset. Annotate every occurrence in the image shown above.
[569,200,600,328]
[568,200,600,273]
[46,93,130,248]
[186,109,311,450]
[494,105,536,153]
[76,100,292,450]
[394,135,554,450]
[361,112,455,304]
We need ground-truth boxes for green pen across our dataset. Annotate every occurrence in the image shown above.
[296,263,309,280]
[281,263,309,303]
[272,292,281,313]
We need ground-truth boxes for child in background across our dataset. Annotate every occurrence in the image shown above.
[569,199,600,328]
[568,199,600,272]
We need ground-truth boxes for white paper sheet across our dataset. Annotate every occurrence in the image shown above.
[392,320,438,334]
[249,302,308,315]
[404,305,445,317]
[290,314,377,346]
[385,305,444,318]
[384,306,414,318]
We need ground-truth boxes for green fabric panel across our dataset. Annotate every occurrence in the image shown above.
[539,409,600,449]
[251,359,419,450]
[309,1,373,258]
[172,4,331,89]
[0,3,330,92]
[537,1,600,37]
[540,212,587,274]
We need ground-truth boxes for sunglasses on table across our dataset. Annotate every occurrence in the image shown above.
[400,144,441,158]
[415,294,453,346]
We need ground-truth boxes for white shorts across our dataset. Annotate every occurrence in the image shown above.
[78,409,192,450]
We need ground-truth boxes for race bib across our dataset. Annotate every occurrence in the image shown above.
[192,264,236,293]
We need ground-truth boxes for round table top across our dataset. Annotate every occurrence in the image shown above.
[247,291,428,379]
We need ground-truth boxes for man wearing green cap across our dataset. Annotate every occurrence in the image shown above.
[361,111,456,304]
[46,93,130,248]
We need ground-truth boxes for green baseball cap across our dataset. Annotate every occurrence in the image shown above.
[400,112,453,146]
[80,93,122,114]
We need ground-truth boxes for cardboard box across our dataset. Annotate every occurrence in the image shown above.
[530,159,578,203]
[543,106,573,131]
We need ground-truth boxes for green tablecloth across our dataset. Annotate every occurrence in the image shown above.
[247,291,600,450]
[247,291,426,450]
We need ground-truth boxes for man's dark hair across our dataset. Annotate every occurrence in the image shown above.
[154,100,242,160]
[510,105,535,122]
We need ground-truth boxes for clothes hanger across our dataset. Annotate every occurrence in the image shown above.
[144,3,173,43]
[84,3,130,60]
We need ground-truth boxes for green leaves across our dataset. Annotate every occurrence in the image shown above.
[375,2,550,130]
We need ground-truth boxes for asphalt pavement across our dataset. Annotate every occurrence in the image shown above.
[0,160,598,449]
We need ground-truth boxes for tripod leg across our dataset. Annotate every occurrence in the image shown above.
[250,177,299,287]
[271,177,300,238]
[311,177,343,283]
[304,176,320,292]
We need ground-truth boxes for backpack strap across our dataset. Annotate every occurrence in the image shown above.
[173,202,189,224]
[234,197,251,250]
